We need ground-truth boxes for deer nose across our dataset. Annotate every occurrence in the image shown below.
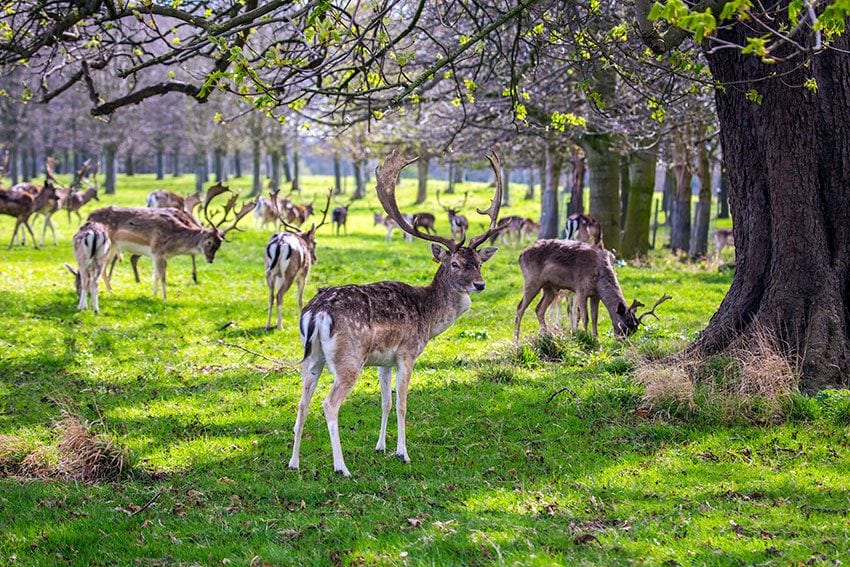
[473,281,485,291]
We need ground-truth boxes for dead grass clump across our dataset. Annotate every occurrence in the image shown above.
[726,329,799,415]
[0,435,32,473]
[56,414,131,483]
[633,357,695,411]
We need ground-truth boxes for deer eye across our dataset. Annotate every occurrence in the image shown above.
[451,261,460,269]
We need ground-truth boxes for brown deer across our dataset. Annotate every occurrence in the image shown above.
[282,199,314,226]
[436,190,469,241]
[412,212,436,234]
[139,188,203,284]
[0,176,58,249]
[373,211,413,242]
[265,192,332,330]
[62,161,100,225]
[288,151,503,477]
[331,203,349,235]
[89,184,254,300]
[0,150,8,189]
[714,228,734,260]
[65,222,111,313]
[515,239,670,339]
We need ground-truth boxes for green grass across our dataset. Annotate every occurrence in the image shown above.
[0,174,845,565]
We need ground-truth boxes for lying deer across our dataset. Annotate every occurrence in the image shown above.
[515,239,670,339]
[437,190,469,241]
[288,151,503,477]
[265,192,331,330]
[65,222,110,313]
[89,184,254,299]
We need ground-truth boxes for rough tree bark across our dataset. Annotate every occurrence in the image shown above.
[568,146,585,215]
[584,134,621,252]
[689,141,712,259]
[669,139,692,253]
[621,145,658,259]
[538,142,563,239]
[694,16,850,391]
[104,143,117,195]
[416,156,429,204]
[291,149,300,192]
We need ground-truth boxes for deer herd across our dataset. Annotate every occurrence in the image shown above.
[1,149,739,476]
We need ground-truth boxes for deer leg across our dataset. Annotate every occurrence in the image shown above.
[102,250,116,293]
[92,263,101,313]
[130,255,141,283]
[515,282,543,340]
[8,221,20,249]
[276,280,287,331]
[568,293,578,331]
[23,221,37,249]
[78,267,89,310]
[375,366,393,453]
[191,255,198,284]
[295,275,306,314]
[288,356,325,471]
[322,365,360,476]
[393,358,415,463]
[590,296,600,338]
[576,292,590,334]
[153,256,167,300]
[266,279,276,331]
[535,287,558,332]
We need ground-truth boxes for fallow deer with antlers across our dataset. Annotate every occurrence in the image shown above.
[515,239,671,339]
[89,183,254,300]
[288,151,503,477]
[61,161,100,225]
[65,221,111,313]
[265,191,332,330]
[0,173,58,250]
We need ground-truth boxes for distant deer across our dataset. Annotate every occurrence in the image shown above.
[65,222,110,313]
[437,190,469,241]
[714,228,734,260]
[515,239,670,339]
[412,212,436,234]
[288,151,503,477]
[90,183,254,300]
[282,199,314,226]
[0,175,58,249]
[265,192,332,330]
[373,211,413,242]
[62,161,101,225]
[331,203,349,235]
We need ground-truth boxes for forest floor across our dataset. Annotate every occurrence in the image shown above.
[1,173,847,566]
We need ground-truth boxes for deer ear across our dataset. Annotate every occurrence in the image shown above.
[478,247,498,263]
[431,243,450,263]
[617,302,626,316]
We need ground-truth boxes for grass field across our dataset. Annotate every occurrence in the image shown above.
[1,172,848,566]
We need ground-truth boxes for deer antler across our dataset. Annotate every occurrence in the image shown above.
[637,294,672,324]
[71,159,91,190]
[460,191,469,208]
[468,152,504,250]
[376,150,459,252]
[313,189,333,230]
[222,200,257,236]
[202,183,232,225]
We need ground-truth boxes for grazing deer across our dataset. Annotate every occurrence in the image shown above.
[0,176,58,249]
[89,183,254,300]
[265,192,332,330]
[288,151,503,477]
[489,215,536,246]
[282,199,314,226]
[254,190,285,229]
[141,188,203,284]
[714,228,734,260]
[515,239,670,339]
[331,203,349,235]
[437,190,469,241]
[65,222,110,313]
[373,211,413,242]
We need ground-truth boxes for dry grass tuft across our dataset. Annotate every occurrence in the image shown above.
[0,435,32,472]
[56,414,131,483]
[727,328,798,412]
[633,357,695,410]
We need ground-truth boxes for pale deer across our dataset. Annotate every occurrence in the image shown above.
[515,239,670,339]
[89,183,254,300]
[714,228,734,260]
[34,157,89,246]
[254,191,284,229]
[437,190,469,241]
[288,151,503,477]
[0,177,58,249]
[265,192,332,330]
[373,211,413,242]
[65,222,111,313]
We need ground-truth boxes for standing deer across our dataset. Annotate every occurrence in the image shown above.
[412,212,436,234]
[89,184,254,300]
[62,162,100,224]
[515,239,670,339]
[288,151,503,477]
[140,188,203,284]
[0,177,58,249]
[65,222,110,313]
[549,212,605,330]
[436,190,469,241]
[373,211,413,242]
[265,192,332,330]
[714,228,734,260]
[331,203,349,235]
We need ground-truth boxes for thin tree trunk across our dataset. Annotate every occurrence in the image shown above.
[569,147,585,215]
[621,145,658,259]
[9,146,18,184]
[717,168,730,219]
[233,150,242,178]
[352,159,365,199]
[501,165,511,206]
[333,153,343,195]
[525,167,535,200]
[269,150,280,192]
[416,156,429,204]
[446,162,456,194]
[28,147,36,180]
[172,147,180,177]
[669,153,692,253]
[104,144,117,195]
[281,145,292,183]
[584,135,621,252]
[689,141,712,258]
[662,167,674,223]
[291,149,300,192]
[194,150,206,194]
[155,149,164,180]
[619,155,630,229]
[213,147,225,182]
[124,149,134,176]
[251,140,262,196]
[538,143,563,239]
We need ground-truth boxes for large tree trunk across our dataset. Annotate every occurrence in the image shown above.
[689,141,712,259]
[538,143,563,239]
[9,146,18,184]
[416,156,429,204]
[445,161,456,194]
[621,145,658,259]
[233,150,242,178]
[717,168,730,219]
[213,147,225,182]
[171,147,180,177]
[584,135,621,252]
[194,150,207,194]
[696,19,850,391]
[281,145,292,183]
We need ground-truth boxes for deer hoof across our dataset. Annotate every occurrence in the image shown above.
[393,452,410,463]
[287,460,299,471]
[334,467,351,477]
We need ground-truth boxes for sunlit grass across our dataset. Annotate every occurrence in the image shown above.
[0,173,846,565]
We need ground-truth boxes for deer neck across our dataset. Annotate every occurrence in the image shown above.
[423,264,472,338]
[596,267,627,325]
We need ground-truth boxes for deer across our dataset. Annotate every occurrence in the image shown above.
[436,190,469,241]
[288,150,503,477]
[549,212,606,331]
[0,150,8,189]
[714,228,734,260]
[282,199,314,226]
[61,161,101,225]
[373,211,413,242]
[265,191,332,330]
[412,212,436,234]
[515,239,671,340]
[64,221,111,313]
[331,203,349,235]
[138,187,204,284]
[89,183,255,300]
[0,175,58,250]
